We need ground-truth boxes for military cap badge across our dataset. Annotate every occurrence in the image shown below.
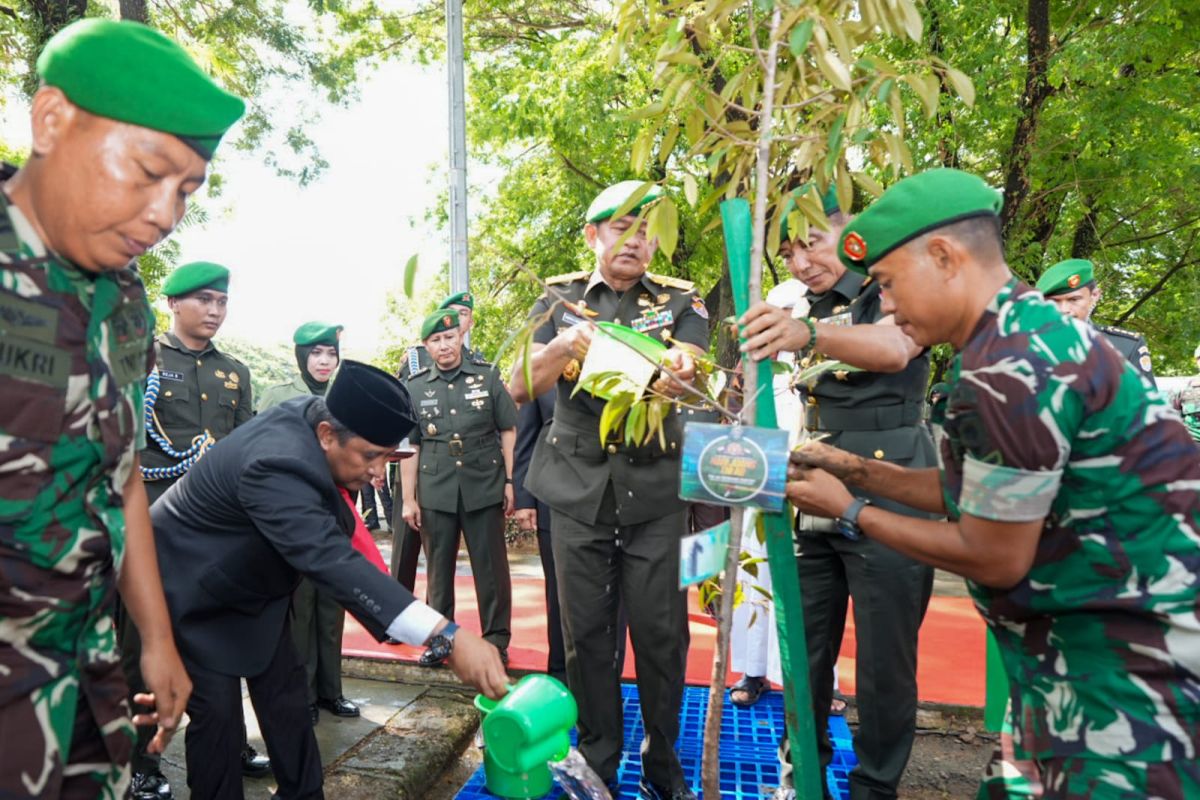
[1067,274,1081,289]
[843,231,867,261]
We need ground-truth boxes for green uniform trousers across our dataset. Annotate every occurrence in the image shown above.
[290,578,345,705]
[551,495,689,791]
[978,753,1200,799]
[422,497,512,648]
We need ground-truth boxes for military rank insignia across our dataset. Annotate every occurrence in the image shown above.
[691,295,709,320]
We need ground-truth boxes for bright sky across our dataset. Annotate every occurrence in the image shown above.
[1,50,490,363]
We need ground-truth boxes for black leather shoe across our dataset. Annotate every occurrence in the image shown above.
[241,745,272,778]
[419,646,446,667]
[637,778,696,800]
[309,703,319,725]
[129,770,173,800]
[317,696,360,717]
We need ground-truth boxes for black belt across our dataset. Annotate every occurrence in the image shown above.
[423,434,496,456]
[805,401,923,432]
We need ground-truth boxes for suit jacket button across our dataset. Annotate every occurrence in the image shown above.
[201,392,208,401]
[450,409,457,415]
[606,444,617,454]
[456,460,463,467]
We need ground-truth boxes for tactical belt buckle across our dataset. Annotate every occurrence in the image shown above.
[448,439,464,456]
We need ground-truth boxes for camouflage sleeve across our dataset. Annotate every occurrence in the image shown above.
[530,295,556,346]
[952,355,1084,522]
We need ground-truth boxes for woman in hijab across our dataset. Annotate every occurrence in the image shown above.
[258,322,365,724]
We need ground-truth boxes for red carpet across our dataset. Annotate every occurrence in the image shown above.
[342,575,986,707]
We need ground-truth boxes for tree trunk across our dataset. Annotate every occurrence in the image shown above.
[1069,197,1101,260]
[999,0,1053,243]
[23,0,88,97]
[120,0,150,23]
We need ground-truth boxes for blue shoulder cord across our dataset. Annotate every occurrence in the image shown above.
[140,367,216,481]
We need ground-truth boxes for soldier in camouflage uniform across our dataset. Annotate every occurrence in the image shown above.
[781,169,1200,799]
[1170,344,1200,443]
[1035,258,1156,387]
[741,187,936,800]
[0,19,243,800]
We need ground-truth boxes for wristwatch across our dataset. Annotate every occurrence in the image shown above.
[835,498,871,541]
[426,621,460,661]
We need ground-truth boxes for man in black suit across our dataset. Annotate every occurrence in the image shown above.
[152,361,508,800]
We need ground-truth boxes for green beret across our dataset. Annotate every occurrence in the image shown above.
[293,321,343,346]
[438,291,474,311]
[161,261,229,297]
[837,169,1003,273]
[586,180,663,223]
[1035,259,1095,297]
[37,19,245,160]
[421,309,460,340]
[780,185,842,241]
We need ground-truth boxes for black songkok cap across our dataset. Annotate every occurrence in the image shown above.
[325,360,417,447]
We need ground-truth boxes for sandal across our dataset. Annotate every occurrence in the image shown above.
[730,675,768,707]
[830,691,848,716]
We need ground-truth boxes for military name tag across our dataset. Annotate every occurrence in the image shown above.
[561,311,587,327]
[0,336,70,388]
[0,291,59,344]
[159,370,185,382]
[106,302,151,387]
[420,399,439,406]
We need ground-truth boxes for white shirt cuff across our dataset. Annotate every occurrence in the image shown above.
[385,602,444,646]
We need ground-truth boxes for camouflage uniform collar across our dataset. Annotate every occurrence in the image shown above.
[966,276,1023,350]
[0,185,50,260]
[161,330,216,357]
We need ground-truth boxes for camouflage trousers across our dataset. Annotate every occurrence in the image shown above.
[977,745,1200,799]
[0,671,133,799]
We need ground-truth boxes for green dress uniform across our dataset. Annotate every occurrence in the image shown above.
[404,340,517,650]
[1035,258,1156,386]
[141,332,253,503]
[0,19,243,799]
[783,270,936,800]
[523,267,710,792]
[393,342,485,589]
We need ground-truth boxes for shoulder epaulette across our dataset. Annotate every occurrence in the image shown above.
[409,365,431,378]
[221,351,249,369]
[546,270,590,286]
[1096,323,1140,341]
[645,271,695,291]
[471,353,492,367]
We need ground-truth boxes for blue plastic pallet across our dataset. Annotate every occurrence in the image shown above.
[456,684,857,800]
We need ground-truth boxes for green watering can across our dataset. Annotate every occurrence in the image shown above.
[474,675,578,798]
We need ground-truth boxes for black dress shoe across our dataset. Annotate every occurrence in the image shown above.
[317,696,360,717]
[418,646,446,667]
[637,778,696,800]
[241,745,272,778]
[129,770,173,800]
[309,703,319,725]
